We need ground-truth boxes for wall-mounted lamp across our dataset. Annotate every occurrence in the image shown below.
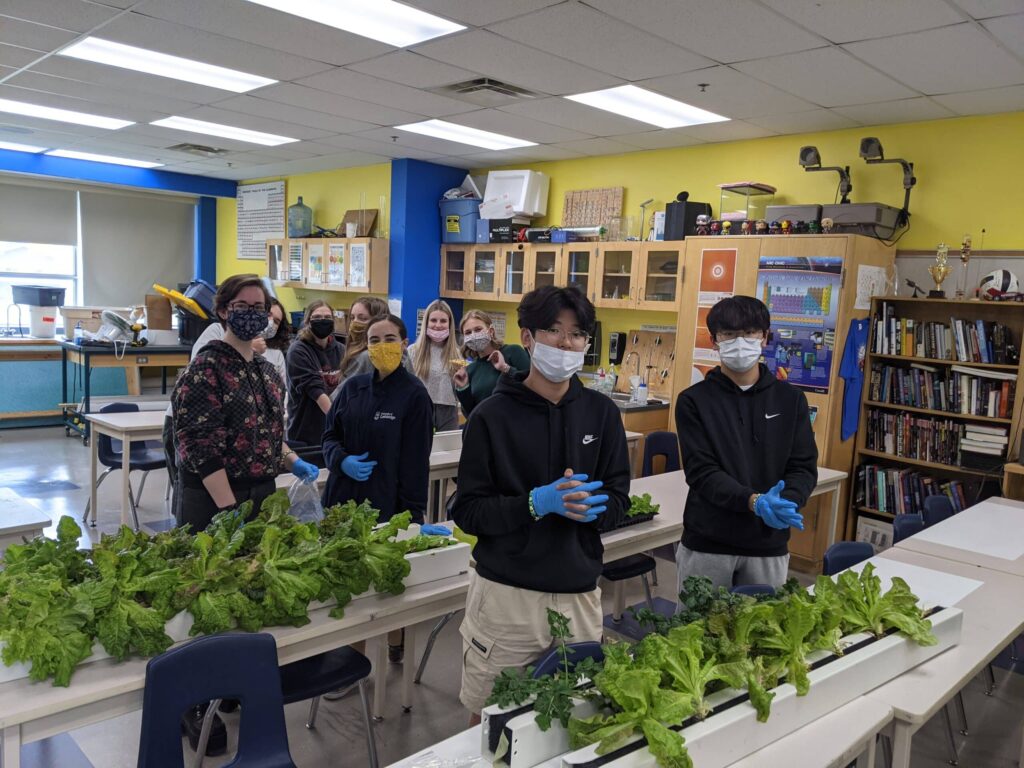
[798,145,852,204]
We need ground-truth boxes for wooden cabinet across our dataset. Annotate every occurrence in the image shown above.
[470,245,500,299]
[562,244,601,303]
[637,243,684,310]
[496,244,529,302]
[596,243,641,308]
[267,238,388,294]
[528,244,561,292]
[440,245,471,298]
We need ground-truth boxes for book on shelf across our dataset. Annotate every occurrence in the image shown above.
[864,408,964,464]
[869,362,1016,417]
[854,463,976,515]
[872,301,1019,365]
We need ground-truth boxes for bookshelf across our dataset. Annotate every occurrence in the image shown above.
[848,296,1024,541]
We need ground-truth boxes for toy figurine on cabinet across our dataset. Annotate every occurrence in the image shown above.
[710,220,722,235]
[769,220,780,235]
[792,220,806,234]
[821,217,834,234]
[755,219,768,235]
[780,219,792,235]
[740,220,751,235]
[807,220,821,234]
[722,221,732,235]
[695,214,711,235]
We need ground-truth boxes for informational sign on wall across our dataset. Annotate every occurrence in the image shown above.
[237,180,285,261]
[697,248,737,306]
[756,256,843,394]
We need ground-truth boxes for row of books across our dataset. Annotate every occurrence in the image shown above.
[873,303,1018,364]
[864,409,964,465]
[854,463,974,515]
[868,362,1016,418]
[960,423,1009,471]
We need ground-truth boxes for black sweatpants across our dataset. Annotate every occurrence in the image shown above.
[174,474,276,533]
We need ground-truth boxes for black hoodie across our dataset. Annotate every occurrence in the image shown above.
[452,372,631,593]
[285,336,343,447]
[675,364,818,557]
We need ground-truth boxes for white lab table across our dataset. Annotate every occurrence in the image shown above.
[895,495,1024,578]
[0,489,50,557]
[84,410,166,528]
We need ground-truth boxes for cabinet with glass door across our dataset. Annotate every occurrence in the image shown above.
[497,244,528,302]
[528,244,561,293]
[596,243,641,308]
[561,245,600,303]
[471,245,500,299]
[440,246,471,299]
[637,243,683,310]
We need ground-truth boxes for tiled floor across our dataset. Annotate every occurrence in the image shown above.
[2,425,1023,767]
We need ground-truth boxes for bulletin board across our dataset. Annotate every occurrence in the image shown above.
[237,180,286,261]
[562,187,623,227]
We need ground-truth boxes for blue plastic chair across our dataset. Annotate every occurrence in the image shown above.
[137,633,296,768]
[532,641,604,679]
[923,495,956,527]
[822,541,874,576]
[893,514,926,543]
[731,584,776,598]
[641,431,681,478]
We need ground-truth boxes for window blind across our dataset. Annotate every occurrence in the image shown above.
[0,182,77,245]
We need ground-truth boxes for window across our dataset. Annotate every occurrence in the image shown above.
[0,241,80,333]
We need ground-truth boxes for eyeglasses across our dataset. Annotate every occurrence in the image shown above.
[537,327,591,348]
[228,302,267,313]
[715,330,765,342]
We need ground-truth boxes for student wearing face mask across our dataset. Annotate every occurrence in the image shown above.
[408,299,461,431]
[452,309,530,417]
[674,295,818,593]
[261,297,291,386]
[451,286,630,722]
[334,296,414,390]
[285,300,344,450]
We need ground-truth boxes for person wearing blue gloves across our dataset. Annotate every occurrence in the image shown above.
[674,295,818,592]
[452,285,630,722]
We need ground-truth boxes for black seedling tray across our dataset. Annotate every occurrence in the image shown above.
[612,512,657,530]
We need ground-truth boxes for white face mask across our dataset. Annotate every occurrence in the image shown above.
[530,339,585,383]
[464,330,491,353]
[263,319,278,339]
[718,337,762,373]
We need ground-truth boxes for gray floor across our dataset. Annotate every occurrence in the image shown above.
[2,425,1022,767]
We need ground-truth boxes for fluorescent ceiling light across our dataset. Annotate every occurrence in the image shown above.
[396,119,536,151]
[243,0,464,47]
[0,97,132,129]
[46,149,164,168]
[59,37,277,93]
[151,116,297,146]
[565,85,729,129]
[0,140,48,153]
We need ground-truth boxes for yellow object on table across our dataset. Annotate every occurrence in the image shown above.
[152,283,207,319]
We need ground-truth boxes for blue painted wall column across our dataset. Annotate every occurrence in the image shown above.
[389,159,467,341]
[194,196,217,284]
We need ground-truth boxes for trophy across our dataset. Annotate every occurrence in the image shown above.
[955,234,972,298]
[928,242,950,298]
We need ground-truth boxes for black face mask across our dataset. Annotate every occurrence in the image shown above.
[310,318,335,339]
[227,308,269,341]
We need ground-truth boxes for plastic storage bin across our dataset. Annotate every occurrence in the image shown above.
[183,279,216,316]
[177,307,215,345]
[440,198,481,244]
[13,285,65,306]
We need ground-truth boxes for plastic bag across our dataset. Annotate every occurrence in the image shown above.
[287,477,324,523]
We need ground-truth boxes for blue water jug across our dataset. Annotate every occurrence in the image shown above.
[287,196,313,238]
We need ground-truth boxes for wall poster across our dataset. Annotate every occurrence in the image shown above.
[756,256,843,393]
[692,248,737,382]
[237,180,285,261]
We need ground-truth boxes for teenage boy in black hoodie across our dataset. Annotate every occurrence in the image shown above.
[675,295,817,593]
[452,285,630,722]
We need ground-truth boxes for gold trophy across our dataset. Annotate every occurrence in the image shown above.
[955,234,972,298]
[928,243,950,298]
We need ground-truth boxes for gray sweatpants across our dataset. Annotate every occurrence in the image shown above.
[675,544,790,596]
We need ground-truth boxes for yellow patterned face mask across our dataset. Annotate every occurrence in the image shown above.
[368,341,403,377]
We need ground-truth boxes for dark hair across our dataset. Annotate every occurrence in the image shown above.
[368,313,408,341]
[265,297,292,351]
[214,274,271,326]
[706,296,771,338]
[297,299,334,344]
[517,285,595,335]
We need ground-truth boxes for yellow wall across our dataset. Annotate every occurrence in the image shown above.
[216,162,391,317]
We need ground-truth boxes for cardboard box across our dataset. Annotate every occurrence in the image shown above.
[488,217,530,243]
[145,294,172,330]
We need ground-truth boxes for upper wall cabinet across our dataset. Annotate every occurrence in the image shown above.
[269,238,389,294]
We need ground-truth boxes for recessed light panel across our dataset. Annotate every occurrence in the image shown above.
[151,116,297,146]
[565,85,729,129]
[395,119,536,150]
[0,98,132,129]
[46,149,164,168]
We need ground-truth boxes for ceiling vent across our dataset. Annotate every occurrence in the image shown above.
[433,78,541,107]
[166,142,230,158]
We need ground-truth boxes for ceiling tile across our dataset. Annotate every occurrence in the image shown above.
[932,84,1024,115]
[314,132,458,161]
[950,0,1024,19]
[761,0,965,43]
[843,23,1024,94]
[215,151,393,181]
[487,4,712,81]
[7,70,201,116]
[0,0,122,32]
[734,47,917,107]
[402,0,563,26]
[641,66,819,119]
[498,97,655,137]
[121,122,302,153]
[683,120,779,142]
[208,94,377,134]
[135,0,393,67]
[347,52,477,89]
[0,122,102,149]
[412,30,621,95]
[833,97,956,125]
[172,105,336,141]
[459,145,587,165]
[608,129,709,150]
[295,68,478,117]
[747,108,859,133]
[584,0,826,63]
[449,108,595,143]
[983,13,1024,58]
[0,83,155,122]
[0,17,78,52]
[353,126,494,157]
[0,43,42,69]
[552,137,642,157]
[250,83,426,126]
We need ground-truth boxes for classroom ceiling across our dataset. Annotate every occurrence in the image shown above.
[1,0,1023,180]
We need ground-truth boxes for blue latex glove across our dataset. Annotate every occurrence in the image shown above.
[341,452,377,482]
[420,524,452,536]
[531,474,609,523]
[291,458,319,483]
[755,481,804,531]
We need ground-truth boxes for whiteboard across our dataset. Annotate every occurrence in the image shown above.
[237,180,285,261]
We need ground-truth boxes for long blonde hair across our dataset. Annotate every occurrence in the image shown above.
[413,300,460,380]
[339,295,389,375]
[460,309,503,359]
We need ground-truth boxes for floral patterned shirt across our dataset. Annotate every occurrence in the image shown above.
[172,340,285,482]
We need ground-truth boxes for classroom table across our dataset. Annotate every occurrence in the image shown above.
[0,489,50,557]
[895,495,1024,578]
[84,410,166,528]
[60,340,190,442]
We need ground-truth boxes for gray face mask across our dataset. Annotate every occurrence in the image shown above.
[464,331,491,353]
[529,339,585,382]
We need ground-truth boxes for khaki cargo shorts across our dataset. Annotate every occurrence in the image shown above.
[458,572,603,714]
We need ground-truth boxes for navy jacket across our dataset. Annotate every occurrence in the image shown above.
[321,366,432,523]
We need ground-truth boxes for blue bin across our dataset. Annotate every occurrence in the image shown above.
[440,198,481,244]
[184,279,217,316]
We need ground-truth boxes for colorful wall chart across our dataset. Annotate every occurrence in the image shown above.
[756,256,843,393]
[692,248,737,382]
